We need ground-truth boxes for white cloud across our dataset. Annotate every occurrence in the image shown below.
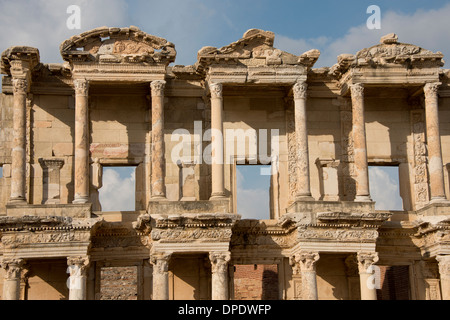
[275,3,450,68]
[369,167,403,211]
[99,168,135,212]
[236,167,270,220]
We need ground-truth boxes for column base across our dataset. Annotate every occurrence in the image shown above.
[150,196,168,202]
[8,197,27,205]
[355,195,372,202]
[430,197,450,204]
[295,194,315,202]
[210,193,227,201]
[73,197,89,205]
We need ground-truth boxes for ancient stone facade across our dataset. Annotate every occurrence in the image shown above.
[0,27,449,300]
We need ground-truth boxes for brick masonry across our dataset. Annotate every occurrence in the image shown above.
[100,266,138,300]
[377,266,410,300]
[233,265,278,300]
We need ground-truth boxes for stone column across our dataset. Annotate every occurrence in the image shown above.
[437,255,450,300]
[424,83,447,202]
[293,81,313,200]
[209,251,231,300]
[209,83,226,199]
[73,79,90,204]
[357,252,379,300]
[67,256,89,300]
[151,80,167,200]
[10,78,28,204]
[292,251,320,300]
[39,159,64,204]
[150,252,171,300]
[351,83,372,202]
[1,258,24,300]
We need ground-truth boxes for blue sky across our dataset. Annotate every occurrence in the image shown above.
[1,0,445,215]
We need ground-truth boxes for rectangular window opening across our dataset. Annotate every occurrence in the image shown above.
[236,164,272,220]
[98,166,136,212]
[369,165,404,211]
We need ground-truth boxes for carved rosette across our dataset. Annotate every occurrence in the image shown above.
[293,81,308,99]
[73,79,89,97]
[67,256,90,276]
[357,252,379,274]
[150,80,166,97]
[209,82,223,99]
[1,259,25,280]
[12,78,28,95]
[150,252,172,274]
[209,251,231,274]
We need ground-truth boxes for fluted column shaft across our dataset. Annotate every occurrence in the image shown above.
[209,83,226,199]
[351,83,371,202]
[437,255,450,300]
[151,252,171,300]
[73,79,90,204]
[151,80,167,199]
[1,259,24,300]
[10,79,28,203]
[210,252,231,300]
[293,81,313,200]
[357,252,379,300]
[424,83,447,202]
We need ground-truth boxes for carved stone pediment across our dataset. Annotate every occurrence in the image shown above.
[196,29,320,74]
[60,26,176,66]
[1,46,40,76]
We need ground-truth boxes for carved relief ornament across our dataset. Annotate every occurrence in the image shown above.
[357,252,379,273]
[424,82,441,99]
[12,78,28,95]
[209,82,223,99]
[73,79,89,96]
[151,80,166,96]
[150,252,172,274]
[1,258,25,280]
[293,81,308,99]
[209,251,231,274]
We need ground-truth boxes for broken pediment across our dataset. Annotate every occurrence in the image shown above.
[60,26,176,66]
[196,29,320,74]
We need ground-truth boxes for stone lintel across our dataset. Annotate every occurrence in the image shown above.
[6,203,92,218]
[287,200,375,216]
[147,199,232,215]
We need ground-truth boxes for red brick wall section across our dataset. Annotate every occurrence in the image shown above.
[234,265,278,300]
[100,266,138,300]
[376,266,410,300]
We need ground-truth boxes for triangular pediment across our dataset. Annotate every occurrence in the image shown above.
[60,26,176,66]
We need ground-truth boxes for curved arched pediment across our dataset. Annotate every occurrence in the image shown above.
[60,26,176,66]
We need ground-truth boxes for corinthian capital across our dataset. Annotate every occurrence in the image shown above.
[357,252,379,274]
[350,83,364,98]
[437,255,450,276]
[424,82,441,99]
[67,256,90,276]
[1,258,25,280]
[209,82,223,99]
[293,81,308,99]
[12,78,28,95]
[151,80,166,96]
[150,252,172,274]
[73,79,89,96]
[296,251,320,272]
[209,251,231,274]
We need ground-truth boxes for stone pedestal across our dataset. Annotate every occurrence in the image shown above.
[316,158,340,201]
[67,256,89,300]
[151,252,171,300]
[1,258,24,300]
[437,255,450,300]
[209,83,226,200]
[424,83,447,203]
[357,252,379,300]
[10,78,28,204]
[178,161,197,201]
[73,79,90,204]
[351,83,372,202]
[293,81,313,201]
[210,251,231,300]
[151,80,167,200]
[39,158,64,204]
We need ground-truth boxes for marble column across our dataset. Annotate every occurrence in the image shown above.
[293,81,313,200]
[209,83,226,199]
[67,256,89,300]
[293,251,320,300]
[437,255,450,300]
[150,252,171,300]
[351,83,372,202]
[151,80,167,200]
[1,258,24,300]
[357,252,379,300]
[73,79,90,204]
[424,83,447,202]
[209,251,231,300]
[10,78,28,204]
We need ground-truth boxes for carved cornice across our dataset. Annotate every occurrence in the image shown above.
[1,46,40,76]
[0,216,102,233]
